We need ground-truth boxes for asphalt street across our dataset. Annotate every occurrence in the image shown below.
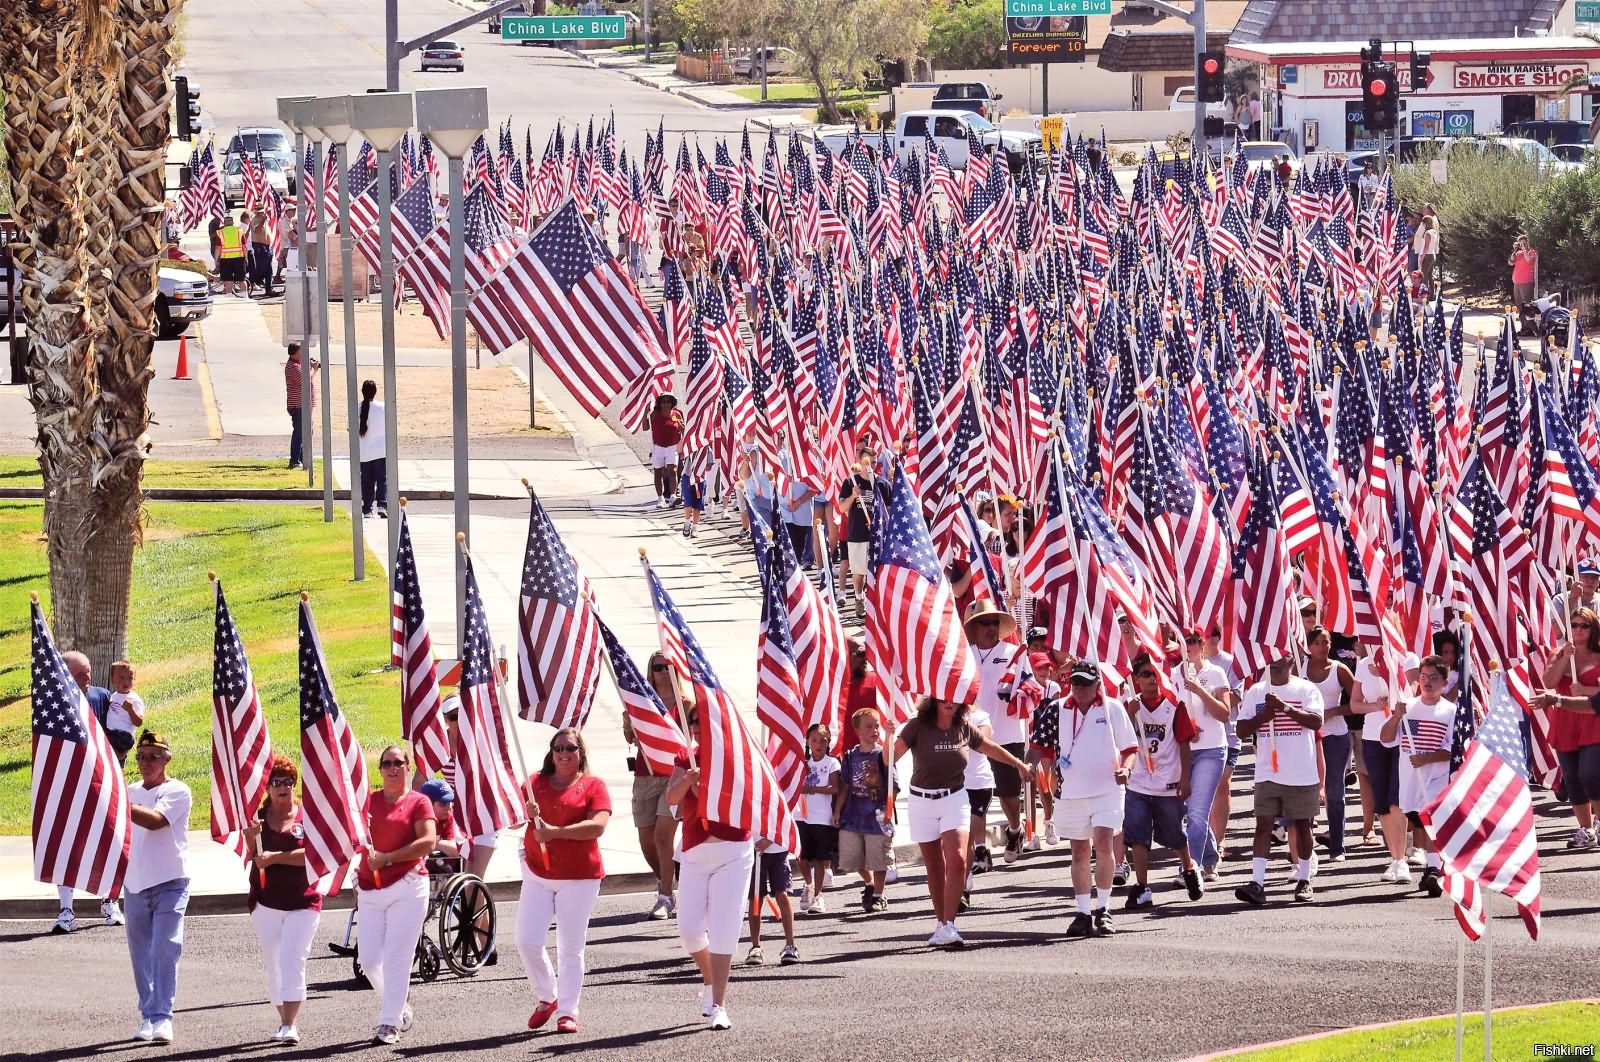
[182,0,780,149]
[7,786,1598,1062]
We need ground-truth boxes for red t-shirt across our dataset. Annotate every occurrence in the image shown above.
[650,408,684,447]
[840,671,883,751]
[247,806,322,913]
[523,774,612,880]
[676,754,753,850]
[357,789,435,890]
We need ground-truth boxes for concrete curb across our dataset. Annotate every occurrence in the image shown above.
[0,487,586,504]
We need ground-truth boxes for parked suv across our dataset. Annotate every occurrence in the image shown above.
[223,128,295,191]
[1,256,211,341]
[931,81,1004,120]
[731,46,798,79]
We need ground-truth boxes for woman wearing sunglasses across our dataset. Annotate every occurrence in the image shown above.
[357,744,437,1045]
[244,753,320,1045]
[519,728,612,1036]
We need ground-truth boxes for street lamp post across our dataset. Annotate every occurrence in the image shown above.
[276,96,315,490]
[415,86,488,649]
[349,91,415,588]
[312,94,365,580]
[290,100,336,524]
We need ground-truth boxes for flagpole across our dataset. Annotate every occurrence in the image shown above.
[1454,927,1465,1062]
[639,548,706,828]
[1481,889,1494,1061]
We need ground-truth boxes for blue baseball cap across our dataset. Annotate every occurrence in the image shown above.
[419,779,454,804]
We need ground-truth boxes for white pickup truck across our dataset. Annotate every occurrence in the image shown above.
[812,109,1044,173]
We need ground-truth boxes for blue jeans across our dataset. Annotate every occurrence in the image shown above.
[125,877,190,1023]
[1184,747,1226,869]
[288,410,304,467]
[1321,732,1353,856]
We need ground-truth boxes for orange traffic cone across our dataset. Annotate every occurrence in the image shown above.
[172,335,191,380]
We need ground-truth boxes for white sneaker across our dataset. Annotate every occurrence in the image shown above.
[1380,860,1400,883]
[151,1020,173,1044]
[709,1005,731,1031]
[823,869,834,888]
[1394,861,1413,886]
[1566,826,1597,850]
[944,924,965,947]
[809,895,826,915]
[271,1024,289,1043]
[51,908,77,935]
[929,922,958,946]
[798,886,812,913]
[1024,835,1041,852]
[1045,824,1059,846]
[133,1021,154,1042]
[699,985,714,1017]
[1201,866,1220,883]
[101,899,123,926]
[399,1005,413,1032]
[1407,847,1426,867]
[373,1026,399,1045]
[280,1025,299,1045]
[648,893,672,920]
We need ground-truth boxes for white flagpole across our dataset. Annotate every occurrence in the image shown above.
[1481,891,1493,1061]
[1453,928,1465,1062]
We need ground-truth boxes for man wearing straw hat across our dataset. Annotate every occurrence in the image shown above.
[963,599,1034,867]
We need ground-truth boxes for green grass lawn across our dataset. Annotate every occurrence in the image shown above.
[728,82,882,107]
[1215,1000,1599,1061]
[0,456,321,492]
[0,500,399,833]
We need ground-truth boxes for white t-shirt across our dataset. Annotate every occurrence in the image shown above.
[1128,697,1200,797]
[1239,676,1325,786]
[964,708,997,790]
[1206,650,1241,694]
[106,691,144,735]
[1398,697,1456,813]
[799,754,840,825]
[1175,661,1230,751]
[358,400,387,463]
[126,778,192,894]
[1354,654,1420,745]
[973,642,1030,746]
[1306,663,1348,737]
[1053,699,1139,800]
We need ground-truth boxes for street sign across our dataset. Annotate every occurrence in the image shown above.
[1004,0,1110,15]
[1577,0,1600,23]
[500,15,627,41]
[1039,115,1064,152]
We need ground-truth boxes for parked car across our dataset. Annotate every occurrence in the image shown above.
[1,256,211,340]
[1506,119,1591,147]
[731,46,798,79]
[421,39,465,72]
[222,127,295,191]
[486,3,526,32]
[1168,85,1233,120]
[813,109,1042,174]
[1550,142,1597,164]
[930,81,1004,121]
[1238,139,1298,174]
[221,152,290,209]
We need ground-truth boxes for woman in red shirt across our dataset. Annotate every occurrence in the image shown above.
[666,707,753,1032]
[357,744,437,1046]
[244,754,320,1046]
[518,728,612,1035]
[649,394,685,507]
[1538,607,1600,848]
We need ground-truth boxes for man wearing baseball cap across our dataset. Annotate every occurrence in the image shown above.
[124,731,193,1045]
[1555,559,1600,634]
[963,600,1035,866]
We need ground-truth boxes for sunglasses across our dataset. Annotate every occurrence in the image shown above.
[1575,622,1593,629]
[551,744,580,753]
[269,777,295,788]
[379,759,407,769]
[1134,672,1156,680]
[651,664,670,673]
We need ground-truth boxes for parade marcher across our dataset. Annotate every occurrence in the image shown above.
[649,394,684,509]
[1351,650,1421,883]
[217,212,247,296]
[837,441,890,615]
[745,832,800,966]
[1122,655,1204,909]
[627,652,682,918]
[245,753,321,1045]
[357,743,437,1045]
[519,728,612,1035]
[668,704,754,1031]
[1234,656,1324,906]
[357,379,388,519]
[1030,661,1139,937]
[1202,628,1243,862]
[963,600,1034,865]
[1380,656,1454,898]
[835,708,894,912]
[895,696,1031,947]
[780,441,819,569]
[795,724,840,914]
[1176,632,1233,880]
[1539,606,1600,849]
[53,651,118,933]
[960,688,997,907]
[1303,627,1355,861]
[1026,651,1060,846]
[124,731,192,1045]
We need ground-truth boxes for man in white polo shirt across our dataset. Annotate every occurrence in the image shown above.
[1030,660,1138,938]
[964,600,1034,864]
[124,731,193,1045]
[1234,655,1324,906]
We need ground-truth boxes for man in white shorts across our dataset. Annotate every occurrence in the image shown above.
[1030,661,1137,938]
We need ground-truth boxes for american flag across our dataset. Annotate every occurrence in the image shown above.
[297,596,369,885]
[756,536,808,805]
[182,138,225,231]
[405,182,518,341]
[454,554,529,838]
[595,614,688,776]
[772,518,848,735]
[1447,454,1533,678]
[472,199,669,426]
[30,599,130,900]
[1223,446,1299,680]
[516,489,602,729]
[391,510,449,778]
[1421,671,1542,941]
[866,462,981,710]
[643,557,799,851]
[210,579,272,864]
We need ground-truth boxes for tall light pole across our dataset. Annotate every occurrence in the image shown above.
[276,96,315,488]
[312,94,365,580]
[349,91,415,587]
[290,100,336,523]
[416,85,489,648]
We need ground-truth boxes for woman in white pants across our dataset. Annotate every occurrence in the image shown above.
[356,744,437,1045]
[244,754,322,1045]
[667,710,754,1032]
[518,728,613,1035]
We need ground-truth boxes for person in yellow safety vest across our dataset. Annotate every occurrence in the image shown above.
[217,214,247,297]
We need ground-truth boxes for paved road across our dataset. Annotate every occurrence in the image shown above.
[8,792,1598,1062]
[182,0,778,149]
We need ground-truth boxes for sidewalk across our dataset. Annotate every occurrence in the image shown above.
[576,47,814,128]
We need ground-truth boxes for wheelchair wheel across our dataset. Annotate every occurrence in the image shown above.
[351,955,369,988]
[437,873,495,977]
[417,936,442,983]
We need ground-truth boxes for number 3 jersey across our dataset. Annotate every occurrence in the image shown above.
[1128,696,1200,798]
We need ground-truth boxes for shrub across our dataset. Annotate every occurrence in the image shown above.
[1520,157,1600,307]
[1392,145,1540,298]
[925,0,1006,70]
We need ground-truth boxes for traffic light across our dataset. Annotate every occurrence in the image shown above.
[1197,50,1226,103]
[174,76,201,140]
[1410,51,1432,92]
[1363,64,1399,131]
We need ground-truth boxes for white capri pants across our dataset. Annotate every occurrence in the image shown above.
[250,904,322,1006]
[516,866,603,1020]
[357,872,429,1029]
[676,839,755,956]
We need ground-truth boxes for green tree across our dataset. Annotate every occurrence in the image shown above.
[925,0,1005,70]
[1521,157,1600,301]
[769,0,931,122]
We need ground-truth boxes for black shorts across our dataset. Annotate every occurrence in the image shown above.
[1363,741,1402,815]
[797,822,838,863]
[966,787,994,817]
[218,257,246,281]
[992,742,1027,799]
[1405,811,1425,829]
[752,849,792,899]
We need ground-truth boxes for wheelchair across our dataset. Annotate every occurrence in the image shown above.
[338,851,497,986]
